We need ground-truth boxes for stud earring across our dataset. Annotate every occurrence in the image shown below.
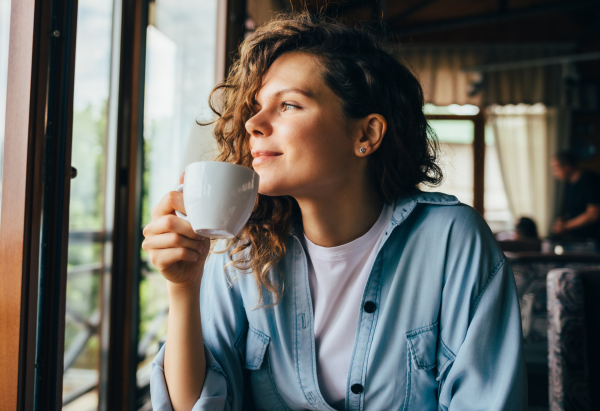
[359,147,366,154]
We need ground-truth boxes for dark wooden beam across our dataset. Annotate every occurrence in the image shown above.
[224,0,247,77]
[392,0,600,36]
[473,111,485,216]
[498,0,508,13]
[323,0,371,18]
[388,0,442,26]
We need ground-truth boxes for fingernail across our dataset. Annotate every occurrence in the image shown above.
[199,245,205,254]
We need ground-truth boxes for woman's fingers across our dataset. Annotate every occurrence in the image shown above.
[151,190,186,220]
[142,232,205,254]
[143,214,201,240]
[147,248,200,272]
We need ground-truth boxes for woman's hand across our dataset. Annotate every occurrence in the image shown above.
[142,172,210,288]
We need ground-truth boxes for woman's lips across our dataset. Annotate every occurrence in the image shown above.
[252,151,282,166]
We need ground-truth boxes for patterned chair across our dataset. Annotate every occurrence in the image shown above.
[506,253,600,407]
[507,253,600,346]
[547,268,600,411]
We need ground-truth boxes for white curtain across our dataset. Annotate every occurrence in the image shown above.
[488,105,570,237]
[400,44,573,107]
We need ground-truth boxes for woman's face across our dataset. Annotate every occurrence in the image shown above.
[246,52,364,199]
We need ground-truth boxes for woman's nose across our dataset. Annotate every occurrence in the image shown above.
[245,111,273,138]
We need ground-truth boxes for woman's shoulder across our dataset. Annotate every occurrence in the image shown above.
[399,191,488,231]
[398,191,503,262]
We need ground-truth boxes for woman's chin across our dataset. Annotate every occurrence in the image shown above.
[258,183,292,198]
[258,189,286,197]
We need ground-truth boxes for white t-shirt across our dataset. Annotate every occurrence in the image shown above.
[303,203,394,410]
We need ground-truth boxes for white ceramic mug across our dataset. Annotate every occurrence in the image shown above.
[175,161,259,239]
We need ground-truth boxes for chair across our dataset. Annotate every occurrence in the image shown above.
[547,268,600,411]
[508,253,600,345]
[506,253,600,408]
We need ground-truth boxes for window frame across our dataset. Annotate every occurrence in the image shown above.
[426,112,486,215]
[0,0,243,409]
[0,0,78,408]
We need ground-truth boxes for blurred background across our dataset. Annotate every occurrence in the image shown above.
[1,0,599,410]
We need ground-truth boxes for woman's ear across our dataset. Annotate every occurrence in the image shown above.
[355,114,387,157]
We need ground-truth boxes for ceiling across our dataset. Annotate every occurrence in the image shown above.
[283,0,597,40]
[279,0,600,78]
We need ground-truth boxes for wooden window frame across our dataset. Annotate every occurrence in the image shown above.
[0,0,244,409]
[0,0,78,409]
[427,112,486,215]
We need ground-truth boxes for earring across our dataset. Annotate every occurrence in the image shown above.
[359,147,366,154]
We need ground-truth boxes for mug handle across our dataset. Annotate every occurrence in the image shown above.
[174,184,188,221]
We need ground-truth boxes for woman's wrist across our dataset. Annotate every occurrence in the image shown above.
[167,275,202,301]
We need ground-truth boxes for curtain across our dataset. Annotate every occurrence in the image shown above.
[489,105,570,237]
[400,44,574,107]
[402,47,483,106]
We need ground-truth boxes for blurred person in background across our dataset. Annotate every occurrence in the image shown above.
[515,217,539,241]
[551,149,600,244]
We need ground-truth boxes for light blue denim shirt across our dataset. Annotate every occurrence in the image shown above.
[150,192,527,410]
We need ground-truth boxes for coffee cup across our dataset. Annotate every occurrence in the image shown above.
[175,161,259,239]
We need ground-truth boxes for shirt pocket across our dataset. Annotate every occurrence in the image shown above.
[404,322,442,410]
[243,326,289,411]
[406,322,438,371]
[405,321,455,379]
[244,326,270,370]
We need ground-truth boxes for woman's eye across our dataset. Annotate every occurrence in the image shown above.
[282,103,298,111]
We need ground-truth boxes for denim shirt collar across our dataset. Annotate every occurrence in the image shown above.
[289,191,460,238]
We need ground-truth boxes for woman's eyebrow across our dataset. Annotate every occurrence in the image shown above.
[274,88,314,98]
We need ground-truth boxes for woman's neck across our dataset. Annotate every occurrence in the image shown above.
[295,184,385,248]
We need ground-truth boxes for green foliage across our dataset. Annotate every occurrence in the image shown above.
[64,101,168,370]
[64,103,106,371]
[67,243,102,267]
[138,273,168,343]
[66,268,100,318]
[69,103,107,230]
[71,335,100,370]
[141,122,153,229]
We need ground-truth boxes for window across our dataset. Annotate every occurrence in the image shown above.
[427,119,475,206]
[423,104,512,231]
[137,0,220,400]
[62,0,116,407]
[484,125,513,232]
[0,0,236,407]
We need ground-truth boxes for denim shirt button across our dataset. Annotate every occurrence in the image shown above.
[351,384,364,394]
[363,301,377,313]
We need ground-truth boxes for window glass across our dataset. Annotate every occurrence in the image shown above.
[137,0,219,395]
[484,124,513,232]
[424,104,480,116]
[0,0,10,229]
[63,0,115,408]
[424,119,475,206]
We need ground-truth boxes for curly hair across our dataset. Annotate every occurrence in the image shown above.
[204,11,442,305]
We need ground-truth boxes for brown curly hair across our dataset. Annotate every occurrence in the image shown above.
[204,11,442,305]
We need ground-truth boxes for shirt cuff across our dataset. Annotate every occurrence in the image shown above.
[150,342,230,411]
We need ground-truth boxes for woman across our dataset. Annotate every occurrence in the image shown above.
[144,12,526,411]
